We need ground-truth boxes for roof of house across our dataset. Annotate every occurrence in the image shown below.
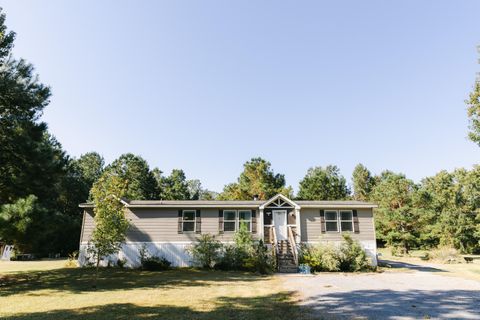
[79,194,377,209]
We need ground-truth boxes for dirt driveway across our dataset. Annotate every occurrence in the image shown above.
[282,263,480,320]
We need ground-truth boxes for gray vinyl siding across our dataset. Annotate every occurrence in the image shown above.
[300,208,375,242]
[80,207,260,244]
[80,209,95,244]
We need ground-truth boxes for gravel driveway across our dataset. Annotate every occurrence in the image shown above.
[282,265,480,320]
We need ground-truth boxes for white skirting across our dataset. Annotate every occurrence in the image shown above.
[78,242,194,268]
[79,239,378,268]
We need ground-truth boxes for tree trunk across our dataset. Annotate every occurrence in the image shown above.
[93,254,100,289]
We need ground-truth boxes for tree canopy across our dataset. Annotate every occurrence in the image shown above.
[352,164,375,201]
[297,165,349,200]
[218,158,292,200]
[104,153,159,200]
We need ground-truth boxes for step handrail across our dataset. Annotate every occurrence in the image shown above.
[287,226,298,266]
[272,226,278,255]
[272,226,279,271]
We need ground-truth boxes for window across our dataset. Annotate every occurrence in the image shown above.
[223,210,237,232]
[182,210,196,232]
[238,210,252,231]
[340,210,353,232]
[325,210,338,232]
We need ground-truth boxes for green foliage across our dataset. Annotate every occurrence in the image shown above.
[337,234,370,272]
[297,165,350,200]
[104,153,159,200]
[419,168,480,253]
[352,163,375,201]
[0,10,93,256]
[299,243,340,272]
[234,222,254,249]
[218,158,291,200]
[116,258,127,268]
[189,234,223,269]
[89,173,130,269]
[214,245,246,271]
[467,81,480,146]
[156,169,191,200]
[73,152,105,188]
[371,172,426,253]
[187,179,218,200]
[299,235,370,272]
[141,256,171,271]
[243,240,275,274]
[0,195,47,252]
[138,244,171,270]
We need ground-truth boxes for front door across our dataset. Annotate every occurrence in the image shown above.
[273,210,287,241]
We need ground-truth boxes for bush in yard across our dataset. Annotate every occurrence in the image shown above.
[116,258,127,268]
[300,235,370,272]
[138,244,171,271]
[64,251,78,268]
[299,243,340,272]
[431,246,462,263]
[141,256,171,271]
[189,234,223,269]
[243,240,275,274]
[338,234,370,272]
[214,244,244,270]
[216,223,254,271]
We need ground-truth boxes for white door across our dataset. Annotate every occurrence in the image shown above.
[273,210,287,241]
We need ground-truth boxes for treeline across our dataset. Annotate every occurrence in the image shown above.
[1,7,479,256]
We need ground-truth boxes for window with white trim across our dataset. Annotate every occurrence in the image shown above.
[182,210,196,232]
[340,210,354,232]
[238,210,252,232]
[223,210,237,232]
[325,210,338,232]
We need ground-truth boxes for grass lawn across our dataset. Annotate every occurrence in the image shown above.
[0,260,315,320]
[377,248,480,281]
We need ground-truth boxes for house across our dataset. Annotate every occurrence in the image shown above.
[78,194,378,271]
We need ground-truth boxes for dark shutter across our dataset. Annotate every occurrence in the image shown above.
[353,210,359,233]
[320,210,326,233]
[218,210,224,234]
[195,210,201,234]
[178,210,183,234]
[252,210,257,233]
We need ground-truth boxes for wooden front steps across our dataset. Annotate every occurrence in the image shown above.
[277,240,298,273]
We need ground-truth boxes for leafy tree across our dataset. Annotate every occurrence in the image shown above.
[352,164,375,201]
[0,10,86,255]
[189,234,222,269]
[0,195,46,252]
[187,179,218,200]
[89,173,129,287]
[371,172,426,253]
[155,169,190,200]
[0,8,52,204]
[297,165,349,200]
[419,168,480,253]
[219,158,291,200]
[73,152,104,188]
[104,153,159,200]
[466,46,480,146]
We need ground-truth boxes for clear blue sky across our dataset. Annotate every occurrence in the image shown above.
[2,1,480,193]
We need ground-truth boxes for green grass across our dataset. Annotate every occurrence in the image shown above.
[0,260,315,320]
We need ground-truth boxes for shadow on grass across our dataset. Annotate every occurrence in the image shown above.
[0,267,268,297]
[2,292,315,320]
[379,259,445,272]
[304,289,480,319]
